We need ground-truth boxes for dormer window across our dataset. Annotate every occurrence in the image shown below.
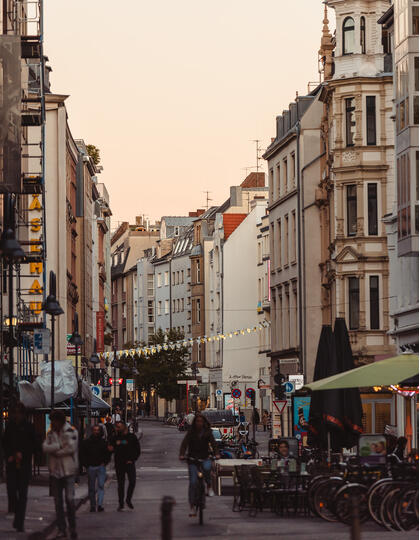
[343,17,355,55]
[360,16,366,54]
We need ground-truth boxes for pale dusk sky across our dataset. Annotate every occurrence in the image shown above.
[44,1,330,226]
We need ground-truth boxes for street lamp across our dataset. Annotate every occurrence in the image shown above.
[89,338,100,386]
[43,271,63,410]
[69,313,83,428]
[111,347,119,408]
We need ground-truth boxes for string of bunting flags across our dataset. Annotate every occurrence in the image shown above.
[98,320,271,361]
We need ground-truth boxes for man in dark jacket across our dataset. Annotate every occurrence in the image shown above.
[108,421,140,511]
[80,425,110,512]
[3,402,40,532]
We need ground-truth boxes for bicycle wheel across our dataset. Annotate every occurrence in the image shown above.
[313,477,344,522]
[307,475,330,516]
[394,487,418,531]
[379,487,402,531]
[334,483,369,525]
[367,478,394,525]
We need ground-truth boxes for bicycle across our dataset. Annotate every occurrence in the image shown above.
[186,457,214,525]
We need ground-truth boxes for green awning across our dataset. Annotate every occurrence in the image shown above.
[304,354,419,391]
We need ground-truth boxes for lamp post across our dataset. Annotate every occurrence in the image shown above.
[111,347,119,409]
[69,313,83,428]
[89,339,100,384]
[43,271,63,410]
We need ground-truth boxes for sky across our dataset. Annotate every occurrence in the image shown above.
[44,0,330,226]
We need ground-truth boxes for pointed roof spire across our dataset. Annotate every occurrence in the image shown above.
[319,1,334,81]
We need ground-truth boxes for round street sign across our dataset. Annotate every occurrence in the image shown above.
[231,388,241,399]
[284,381,295,393]
[245,387,255,399]
[216,389,222,397]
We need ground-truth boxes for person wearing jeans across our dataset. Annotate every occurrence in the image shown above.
[187,458,212,506]
[108,421,140,511]
[80,425,110,512]
[43,410,79,540]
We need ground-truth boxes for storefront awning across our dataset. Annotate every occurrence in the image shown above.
[304,354,419,391]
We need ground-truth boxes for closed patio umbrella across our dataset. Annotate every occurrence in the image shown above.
[334,318,363,449]
[307,325,345,451]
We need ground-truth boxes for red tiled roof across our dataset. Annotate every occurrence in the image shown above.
[240,172,265,188]
[223,213,247,240]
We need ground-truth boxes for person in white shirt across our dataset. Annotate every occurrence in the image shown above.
[111,407,122,424]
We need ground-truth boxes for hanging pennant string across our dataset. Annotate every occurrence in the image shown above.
[98,320,271,360]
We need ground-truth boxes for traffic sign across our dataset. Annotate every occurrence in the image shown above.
[245,387,255,399]
[289,374,304,390]
[91,385,102,398]
[284,381,295,394]
[126,379,134,391]
[273,400,287,414]
[231,388,242,399]
[216,389,223,397]
[33,328,50,354]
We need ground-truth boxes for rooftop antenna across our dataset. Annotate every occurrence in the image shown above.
[203,190,212,210]
[251,139,263,173]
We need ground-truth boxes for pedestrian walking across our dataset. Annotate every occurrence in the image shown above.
[262,410,269,432]
[43,410,79,540]
[111,407,122,424]
[2,402,40,533]
[108,420,140,511]
[253,408,260,428]
[80,424,110,512]
[105,415,116,440]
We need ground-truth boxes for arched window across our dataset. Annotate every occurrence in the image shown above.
[343,16,355,54]
[360,16,366,54]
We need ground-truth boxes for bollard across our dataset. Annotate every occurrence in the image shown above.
[350,494,361,540]
[161,496,176,540]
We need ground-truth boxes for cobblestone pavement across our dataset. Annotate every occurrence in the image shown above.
[0,421,417,539]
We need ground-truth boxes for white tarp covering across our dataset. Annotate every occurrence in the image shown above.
[19,360,78,408]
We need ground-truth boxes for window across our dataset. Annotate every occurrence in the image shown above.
[369,276,380,330]
[196,260,201,282]
[172,272,175,285]
[176,271,180,285]
[181,298,184,312]
[348,277,360,330]
[187,267,191,278]
[343,17,355,54]
[196,299,201,323]
[284,214,289,265]
[269,168,274,200]
[172,299,176,313]
[283,158,288,194]
[157,273,162,287]
[157,301,162,315]
[414,96,419,125]
[122,302,127,318]
[413,5,419,35]
[147,300,154,323]
[345,98,356,146]
[347,185,357,236]
[291,211,296,262]
[415,57,419,92]
[276,220,282,268]
[181,270,184,284]
[366,96,376,145]
[147,274,154,296]
[397,153,411,238]
[367,183,378,235]
[291,153,296,185]
[164,300,169,314]
[360,16,366,54]
[276,163,281,198]
[164,271,169,286]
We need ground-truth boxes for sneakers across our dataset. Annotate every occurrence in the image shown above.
[97,506,104,512]
[189,506,197,517]
[207,487,215,497]
[126,500,134,510]
[55,532,67,539]
[117,505,124,512]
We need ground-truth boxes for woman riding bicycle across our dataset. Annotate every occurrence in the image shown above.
[179,413,220,517]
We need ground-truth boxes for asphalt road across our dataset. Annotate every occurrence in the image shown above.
[0,421,417,539]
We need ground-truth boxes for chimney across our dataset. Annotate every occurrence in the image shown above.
[189,209,205,217]
[230,186,243,207]
[135,216,143,226]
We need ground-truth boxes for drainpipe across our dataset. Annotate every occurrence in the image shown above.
[296,112,304,379]
[169,259,172,330]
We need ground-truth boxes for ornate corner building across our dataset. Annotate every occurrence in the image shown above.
[320,0,396,364]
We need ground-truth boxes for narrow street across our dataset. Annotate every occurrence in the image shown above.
[1,421,412,540]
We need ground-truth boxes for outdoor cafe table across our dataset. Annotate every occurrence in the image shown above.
[214,458,263,495]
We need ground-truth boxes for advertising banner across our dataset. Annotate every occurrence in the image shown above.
[292,396,311,444]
